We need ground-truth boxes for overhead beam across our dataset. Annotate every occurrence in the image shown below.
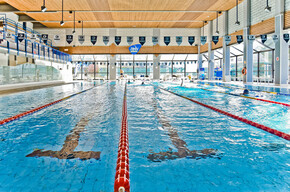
[58,45,198,55]
[0,4,19,12]
[14,10,224,13]
[24,20,205,23]
[18,14,35,22]
[33,22,48,28]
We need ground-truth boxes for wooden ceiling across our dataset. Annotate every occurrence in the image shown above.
[4,0,243,28]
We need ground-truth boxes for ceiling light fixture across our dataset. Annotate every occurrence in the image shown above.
[41,0,46,12]
[235,0,240,26]
[264,0,271,13]
[60,0,64,26]
[215,11,220,35]
[72,11,76,34]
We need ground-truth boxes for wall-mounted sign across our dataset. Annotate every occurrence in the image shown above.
[176,36,182,46]
[248,35,255,41]
[91,36,97,45]
[283,34,289,43]
[115,36,121,45]
[164,36,170,46]
[139,36,146,45]
[261,34,267,44]
[224,35,231,45]
[236,35,243,44]
[6,32,12,39]
[54,35,60,41]
[41,34,48,44]
[188,36,195,45]
[127,36,133,45]
[212,36,219,45]
[18,33,25,42]
[200,36,207,45]
[78,35,85,44]
[66,35,73,44]
[103,36,109,45]
[272,34,278,43]
[31,34,37,40]
[152,36,158,45]
[129,44,142,55]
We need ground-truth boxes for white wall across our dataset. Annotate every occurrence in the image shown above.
[0,53,8,66]
[251,0,276,26]
[286,0,290,11]
[228,1,245,34]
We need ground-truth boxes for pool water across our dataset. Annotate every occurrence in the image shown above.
[0,81,289,192]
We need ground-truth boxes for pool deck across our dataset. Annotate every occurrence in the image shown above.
[0,80,75,96]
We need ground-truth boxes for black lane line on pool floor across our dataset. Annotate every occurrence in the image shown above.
[0,82,107,126]
[26,112,101,160]
[153,85,290,141]
[25,84,114,160]
[147,88,220,162]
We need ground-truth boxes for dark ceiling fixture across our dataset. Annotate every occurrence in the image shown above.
[216,11,221,35]
[41,0,46,12]
[202,21,207,36]
[60,0,64,26]
[265,0,271,13]
[235,0,240,26]
[72,11,76,34]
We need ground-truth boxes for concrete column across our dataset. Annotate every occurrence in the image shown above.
[153,54,160,80]
[243,0,253,84]
[109,55,117,80]
[222,11,231,82]
[197,45,203,79]
[208,21,215,80]
[274,0,288,85]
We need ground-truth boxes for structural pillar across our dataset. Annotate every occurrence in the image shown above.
[109,55,117,80]
[153,54,160,80]
[222,11,231,82]
[274,0,289,85]
[197,45,203,79]
[243,0,253,84]
[208,21,215,80]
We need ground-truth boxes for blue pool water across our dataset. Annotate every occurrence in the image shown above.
[0,81,289,191]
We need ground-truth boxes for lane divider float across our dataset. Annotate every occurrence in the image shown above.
[197,87,290,107]
[0,83,105,126]
[114,84,130,192]
[155,85,290,141]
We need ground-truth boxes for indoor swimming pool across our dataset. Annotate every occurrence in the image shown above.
[0,81,289,191]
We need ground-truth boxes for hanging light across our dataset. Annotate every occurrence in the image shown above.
[235,0,240,26]
[60,0,64,26]
[41,0,47,12]
[72,11,76,34]
[264,0,271,13]
[216,11,221,35]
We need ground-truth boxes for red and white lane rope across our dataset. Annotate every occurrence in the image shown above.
[156,86,290,141]
[0,83,105,126]
[114,85,130,192]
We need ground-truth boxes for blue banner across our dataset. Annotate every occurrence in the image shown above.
[261,34,267,44]
[127,36,133,45]
[176,36,182,45]
[164,36,170,46]
[188,36,195,45]
[115,36,121,45]
[212,36,219,45]
[139,36,146,45]
[236,35,243,44]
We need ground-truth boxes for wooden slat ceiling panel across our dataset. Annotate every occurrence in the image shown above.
[4,0,244,28]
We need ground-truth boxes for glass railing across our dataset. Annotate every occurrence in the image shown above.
[0,63,62,85]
